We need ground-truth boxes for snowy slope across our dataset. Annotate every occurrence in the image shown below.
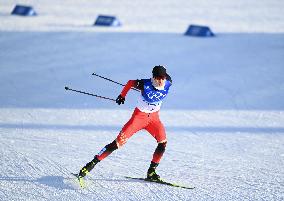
[0,109,283,200]
[1,0,284,201]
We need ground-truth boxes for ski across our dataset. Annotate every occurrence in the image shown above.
[71,173,85,188]
[125,176,195,189]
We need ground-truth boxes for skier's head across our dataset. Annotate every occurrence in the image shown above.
[152,65,167,88]
[152,65,167,78]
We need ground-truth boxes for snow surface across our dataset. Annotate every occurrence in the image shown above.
[1,0,284,200]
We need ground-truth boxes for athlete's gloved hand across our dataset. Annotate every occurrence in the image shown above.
[116,95,125,105]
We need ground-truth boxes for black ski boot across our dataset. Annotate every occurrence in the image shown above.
[147,162,161,181]
[79,157,100,178]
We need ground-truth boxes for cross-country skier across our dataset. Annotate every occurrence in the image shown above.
[77,65,172,181]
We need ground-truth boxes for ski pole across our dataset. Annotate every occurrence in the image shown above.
[65,86,116,102]
[92,72,140,92]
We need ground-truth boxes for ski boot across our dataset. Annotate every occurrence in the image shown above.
[76,157,100,187]
[79,157,100,177]
[147,162,162,181]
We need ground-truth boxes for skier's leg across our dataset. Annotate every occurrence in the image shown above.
[151,141,167,164]
[95,108,149,163]
[145,112,167,180]
[146,141,167,180]
[78,140,119,177]
[79,108,146,177]
[79,155,100,177]
[145,115,167,163]
[115,108,148,147]
[96,140,118,161]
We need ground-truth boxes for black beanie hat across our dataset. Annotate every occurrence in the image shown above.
[152,65,167,78]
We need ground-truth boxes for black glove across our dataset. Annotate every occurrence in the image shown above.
[116,95,125,105]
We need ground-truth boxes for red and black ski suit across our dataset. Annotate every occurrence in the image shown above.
[96,77,172,164]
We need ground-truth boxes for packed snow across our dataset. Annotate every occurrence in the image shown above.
[0,0,284,200]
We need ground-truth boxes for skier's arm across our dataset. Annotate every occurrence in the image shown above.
[116,80,143,105]
[120,80,143,97]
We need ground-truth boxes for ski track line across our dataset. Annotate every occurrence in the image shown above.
[0,187,10,201]
[0,141,51,200]
[36,155,106,200]
[163,187,188,201]
[36,152,145,200]
[147,182,170,201]
[151,180,189,201]
[125,178,157,201]
[96,156,161,200]
[128,177,182,201]
[1,131,193,201]
[34,156,107,200]
[117,176,153,201]
[114,161,180,200]
[84,177,110,200]
[114,148,195,200]
[93,176,141,201]
[0,136,90,199]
